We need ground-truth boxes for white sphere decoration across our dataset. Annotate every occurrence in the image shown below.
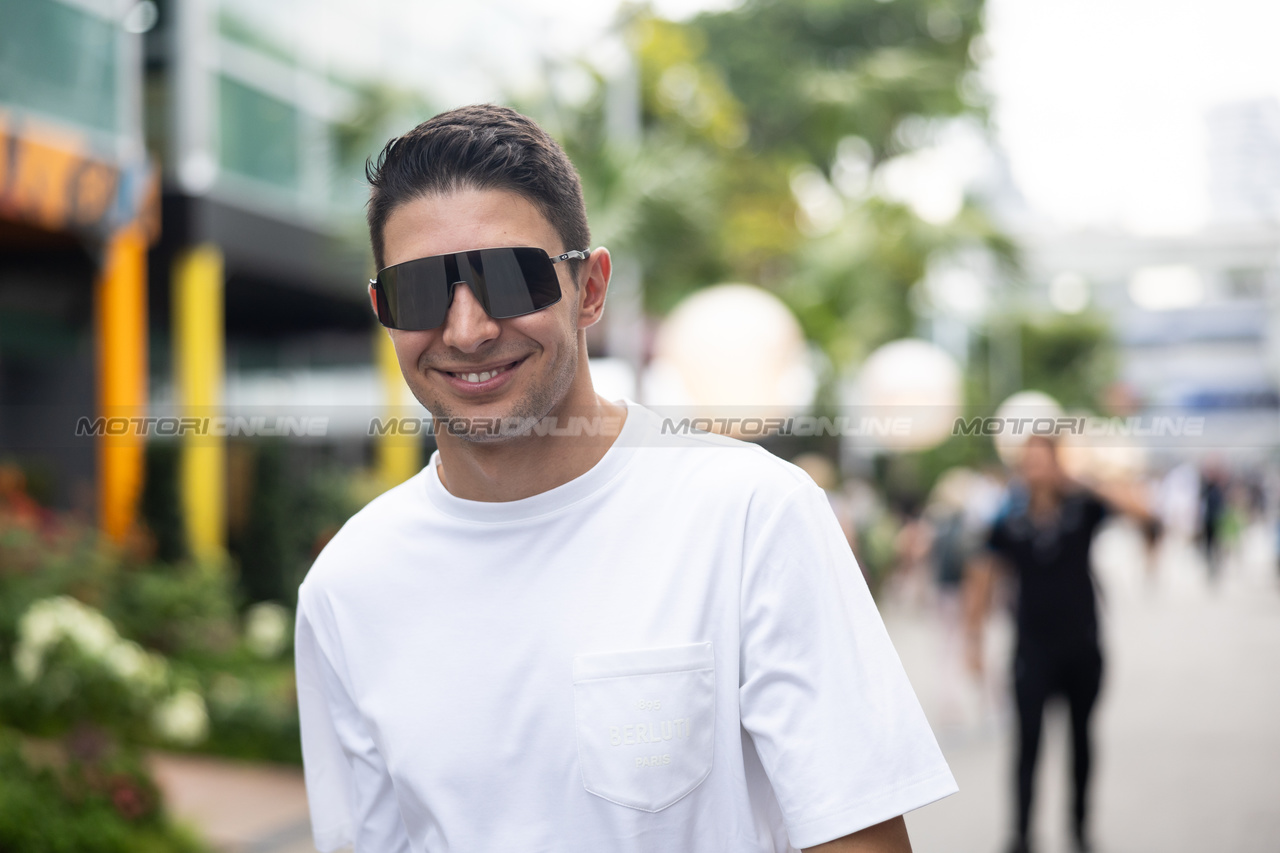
[645,284,814,417]
[993,390,1062,466]
[853,339,963,451]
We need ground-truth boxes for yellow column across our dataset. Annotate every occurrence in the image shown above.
[173,244,225,561]
[375,330,421,490]
[96,224,148,542]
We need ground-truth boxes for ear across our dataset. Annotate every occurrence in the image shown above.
[575,247,612,331]
[368,282,380,319]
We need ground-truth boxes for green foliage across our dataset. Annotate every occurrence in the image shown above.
[238,441,294,605]
[1,447,367,766]
[973,310,1116,411]
[232,441,363,608]
[0,727,208,853]
[1,636,161,741]
[110,564,239,661]
[692,0,984,161]
[1015,312,1116,411]
[536,0,1012,364]
[0,520,304,765]
[200,664,301,764]
[140,442,184,565]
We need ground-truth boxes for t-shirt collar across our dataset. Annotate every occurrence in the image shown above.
[420,399,646,523]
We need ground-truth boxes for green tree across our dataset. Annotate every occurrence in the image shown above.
[543,1,1016,370]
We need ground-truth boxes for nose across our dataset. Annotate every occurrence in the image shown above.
[440,282,500,353]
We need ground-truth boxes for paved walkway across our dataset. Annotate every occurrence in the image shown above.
[891,521,1280,853]
[154,522,1280,853]
[149,752,320,853]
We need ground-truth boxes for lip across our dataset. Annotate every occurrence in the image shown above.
[435,357,525,395]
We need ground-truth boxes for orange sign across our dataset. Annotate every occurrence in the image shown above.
[0,112,157,237]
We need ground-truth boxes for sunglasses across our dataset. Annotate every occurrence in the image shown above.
[369,246,589,331]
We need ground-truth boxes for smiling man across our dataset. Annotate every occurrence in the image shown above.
[294,105,956,853]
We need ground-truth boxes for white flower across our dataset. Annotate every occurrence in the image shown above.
[151,689,209,745]
[12,596,170,694]
[104,640,146,681]
[19,605,61,651]
[13,644,41,683]
[244,602,290,660]
[14,596,114,682]
[18,595,117,660]
[103,640,168,694]
[65,608,117,661]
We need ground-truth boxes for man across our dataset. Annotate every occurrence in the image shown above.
[295,104,956,853]
[966,435,1150,853]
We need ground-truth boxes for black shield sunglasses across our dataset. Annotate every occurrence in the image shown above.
[370,246,589,331]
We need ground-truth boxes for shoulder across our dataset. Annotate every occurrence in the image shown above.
[985,487,1023,544]
[1065,487,1109,524]
[627,403,819,501]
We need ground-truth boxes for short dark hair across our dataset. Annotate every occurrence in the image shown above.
[365,104,590,279]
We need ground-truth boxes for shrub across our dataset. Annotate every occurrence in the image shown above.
[0,726,208,853]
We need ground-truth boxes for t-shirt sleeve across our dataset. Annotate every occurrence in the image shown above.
[1082,490,1110,533]
[738,481,958,850]
[295,585,412,853]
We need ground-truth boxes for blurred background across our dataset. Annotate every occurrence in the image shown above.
[0,0,1277,851]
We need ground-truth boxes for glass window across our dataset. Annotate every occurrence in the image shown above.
[218,75,299,190]
[0,0,119,134]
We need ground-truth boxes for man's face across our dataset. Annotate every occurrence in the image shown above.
[1019,438,1061,491]
[378,188,589,439]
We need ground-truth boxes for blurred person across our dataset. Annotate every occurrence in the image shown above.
[293,105,955,853]
[890,500,933,610]
[1199,456,1228,581]
[965,436,1152,853]
[1157,461,1200,542]
[925,469,1003,728]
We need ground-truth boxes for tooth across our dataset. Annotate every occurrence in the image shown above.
[479,371,493,381]
[466,373,480,382]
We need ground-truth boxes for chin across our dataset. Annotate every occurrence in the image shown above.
[423,390,563,444]
[418,350,580,443]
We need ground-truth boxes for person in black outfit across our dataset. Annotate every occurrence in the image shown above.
[1199,460,1227,580]
[965,435,1151,853]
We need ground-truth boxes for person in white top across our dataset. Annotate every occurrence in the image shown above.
[295,104,957,853]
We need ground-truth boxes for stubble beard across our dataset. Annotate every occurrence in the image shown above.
[415,338,581,445]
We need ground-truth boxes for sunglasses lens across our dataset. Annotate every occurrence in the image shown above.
[469,247,562,319]
[377,254,453,330]
[373,247,564,330]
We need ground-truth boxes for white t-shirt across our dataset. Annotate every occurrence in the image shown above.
[295,402,956,852]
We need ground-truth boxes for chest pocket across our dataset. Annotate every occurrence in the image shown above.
[572,642,715,812]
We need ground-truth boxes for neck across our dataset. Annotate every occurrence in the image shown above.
[1027,482,1060,516]
[433,385,628,503]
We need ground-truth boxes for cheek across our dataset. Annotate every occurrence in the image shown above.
[515,309,578,354]
[388,331,431,370]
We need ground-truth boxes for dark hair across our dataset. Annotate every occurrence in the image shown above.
[365,104,590,280]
